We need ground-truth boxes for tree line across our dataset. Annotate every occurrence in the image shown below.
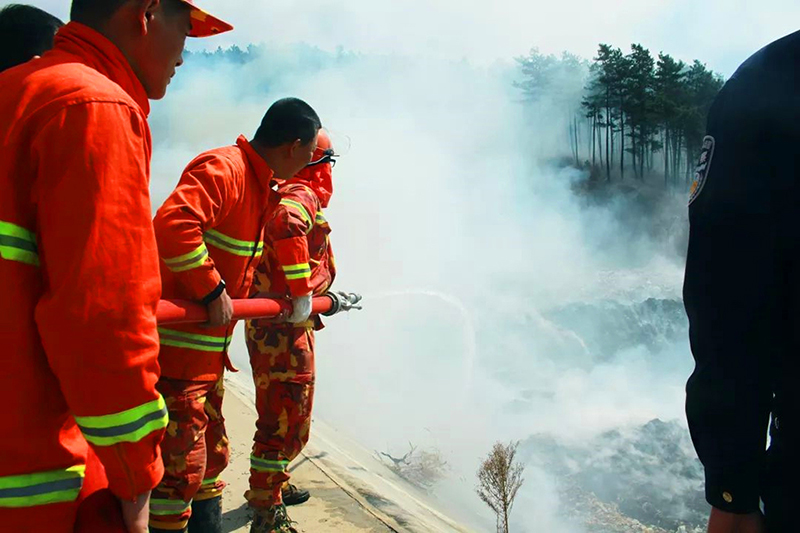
[515,45,724,188]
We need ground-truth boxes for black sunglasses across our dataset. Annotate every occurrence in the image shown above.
[306,148,337,169]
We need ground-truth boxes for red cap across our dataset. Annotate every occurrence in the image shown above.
[180,0,233,38]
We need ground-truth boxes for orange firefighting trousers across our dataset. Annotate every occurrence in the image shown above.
[244,322,315,508]
[149,378,229,530]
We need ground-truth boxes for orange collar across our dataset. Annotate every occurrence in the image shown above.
[237,135,275,191]
[53,22,150,115]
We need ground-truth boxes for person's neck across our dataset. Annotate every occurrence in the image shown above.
[73,16,118,47]
[74,17,138,82]
[250,139,290,180]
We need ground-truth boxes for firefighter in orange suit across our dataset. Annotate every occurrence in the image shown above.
[150,98,323,533]
[0,1,231,533]
[244,129,339,533]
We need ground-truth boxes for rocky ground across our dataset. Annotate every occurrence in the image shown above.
[521,418,708,532]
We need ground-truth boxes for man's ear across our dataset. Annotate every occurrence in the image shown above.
[135,0,162,35]
[288,139,303,158]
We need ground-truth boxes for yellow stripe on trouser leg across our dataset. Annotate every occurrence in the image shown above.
[195,475,224,501]
[149,498,191,516]
[149,519,191,530]
[149,497,191,530]
[250,456,289,473]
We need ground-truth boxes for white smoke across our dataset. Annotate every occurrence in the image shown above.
[147,39,694,532]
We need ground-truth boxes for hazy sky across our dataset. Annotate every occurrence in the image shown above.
[11,0,799,76]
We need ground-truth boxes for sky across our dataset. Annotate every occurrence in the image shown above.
[12,0,800,76]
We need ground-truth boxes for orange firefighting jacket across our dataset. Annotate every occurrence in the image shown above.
[0,22,167,524]
[251,162,336,310]
[154,136,278,381]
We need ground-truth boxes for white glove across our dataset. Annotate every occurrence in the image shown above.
[287,294,313,323]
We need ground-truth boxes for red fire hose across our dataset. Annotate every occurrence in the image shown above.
[156,296,334,325]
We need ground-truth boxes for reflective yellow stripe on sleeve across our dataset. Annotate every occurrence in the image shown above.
[0,465,85,508]
[0,220,39,267]
[158,327,232,353]
[74,395,168,447]
[282,262,311,281]
[162,243,209,273]
[279,199,312,233]
[204,229,263,258]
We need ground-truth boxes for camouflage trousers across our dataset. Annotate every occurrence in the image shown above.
[149,377,229,530]
[244,320,316,508]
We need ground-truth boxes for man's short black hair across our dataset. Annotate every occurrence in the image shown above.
[70,0,187,27]
[254,98,322,148]
[0,4,63,73]
[70,0,126,24]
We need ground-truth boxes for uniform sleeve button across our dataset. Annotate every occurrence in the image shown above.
[722,492,733,503]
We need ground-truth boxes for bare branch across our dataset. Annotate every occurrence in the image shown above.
[379,443,449,491]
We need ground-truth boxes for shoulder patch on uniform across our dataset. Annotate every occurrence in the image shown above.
[689,135,715,206]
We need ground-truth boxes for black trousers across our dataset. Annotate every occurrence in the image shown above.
[763,437,797,532]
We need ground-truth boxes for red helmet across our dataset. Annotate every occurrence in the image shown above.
[307,129,335,167]
[291,129,335,207]
[179,0,234,38]
[317,129,332,151]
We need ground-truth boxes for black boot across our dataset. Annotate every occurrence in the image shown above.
[188,496,223,533]
[281,483,310,506]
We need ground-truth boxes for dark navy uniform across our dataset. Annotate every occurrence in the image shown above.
[684,29,800,530]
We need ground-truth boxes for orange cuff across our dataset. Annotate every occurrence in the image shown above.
[100,435,166,500]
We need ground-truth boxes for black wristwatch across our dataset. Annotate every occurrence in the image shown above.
[201,280,226,306]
